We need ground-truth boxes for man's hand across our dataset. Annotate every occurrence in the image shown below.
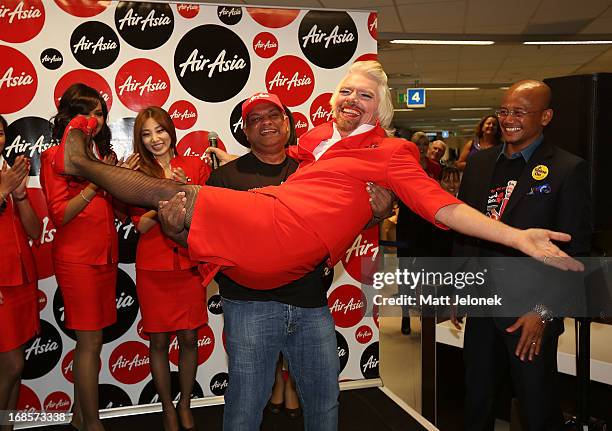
[158,192,187,246]
[513,228,583,271]
[367,182,396,219]
[506,312,546,361]
[171,167,189,184]
[205,147,238,167]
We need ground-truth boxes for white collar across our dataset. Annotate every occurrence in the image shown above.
[332,122,375,139]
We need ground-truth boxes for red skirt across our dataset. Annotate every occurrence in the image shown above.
[54,261,117,330]
[136,267,207,333]
[0,282,40,352]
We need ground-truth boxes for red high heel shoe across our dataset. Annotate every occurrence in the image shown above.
[52,115,98,174]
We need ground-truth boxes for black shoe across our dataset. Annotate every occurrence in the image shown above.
[266,401,283,415]
[401,317,411,335]
[285,407,302,420]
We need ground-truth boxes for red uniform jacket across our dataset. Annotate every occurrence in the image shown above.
[40,146,118,265]
[132,155,210,271]
[0,197,37,286]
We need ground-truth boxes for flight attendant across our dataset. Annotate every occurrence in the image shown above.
[0,114,42,431]
[40,84,119,431]
[130,107,209,431]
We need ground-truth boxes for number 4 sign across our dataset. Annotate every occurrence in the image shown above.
[407,88,426,108]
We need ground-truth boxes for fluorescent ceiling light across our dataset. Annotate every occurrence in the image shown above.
[450,118,481,121]
[499,86,510,90]
[523,40,612,45]
[424,87,479,91]
[391,39,494,45]
[450,107,492,111]
[394,108,414,112]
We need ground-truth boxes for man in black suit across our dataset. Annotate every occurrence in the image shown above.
[453,80,591,430]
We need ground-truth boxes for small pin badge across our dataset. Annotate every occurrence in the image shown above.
[532,165,548,180]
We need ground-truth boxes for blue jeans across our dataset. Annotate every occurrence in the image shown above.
[222,298,339,431]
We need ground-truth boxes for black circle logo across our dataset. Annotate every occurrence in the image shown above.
[138,371,204,404]
[52,268,139,343]
[70,21,120,69]
[335,330,349,373]
[4,116,53,177]
[217,6,242,25]
[207,294,223,315]
[174,25,250,102]
[298,11,358,69]
[210,372,229,396]
[22,320,63,380]
[98,384,133,409]
[115,2,174,50]
[40,48,63,70]
[359,342,379,379]
[229,98,249,148]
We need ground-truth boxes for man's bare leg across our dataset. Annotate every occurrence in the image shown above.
[61,128,200,227]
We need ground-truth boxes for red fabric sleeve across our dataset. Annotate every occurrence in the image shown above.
[39,148,70,227]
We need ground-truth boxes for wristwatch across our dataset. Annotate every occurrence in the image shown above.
[533,304,554,324]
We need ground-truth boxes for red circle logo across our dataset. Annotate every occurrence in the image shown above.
[355,53,378,63]
[17,384,41,412]
[109,341,151,384]
[292,112,310,138]
[309,93,333,127]
[176,3,199,19]
[0,45,37,114]
[341,225,380,284]
[373,304,379,328]
[169,324,215,366]
[0,0,45,43]
[176,131,226,160]
[54,0,109,17]
[61,349,100,383]
[37,289,47,311]
[265,55,314,107]
[54,69,113,111]
[367,12,377,40]
[328,284,367,328]
[27,188,54,279]
[253,32,278,58]
[355,325,373,344]
[43,391,71,412]
[167,100,198,130]
[115,59,170,112]
[246,8,299,28]
[136,319,149,341]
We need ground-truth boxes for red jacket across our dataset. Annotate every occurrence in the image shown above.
[261,122,462,265]
[40,146,118,265]
[132,155,210,271]
[0,197,37,286]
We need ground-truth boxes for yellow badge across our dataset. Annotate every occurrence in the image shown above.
[532,165,548,180]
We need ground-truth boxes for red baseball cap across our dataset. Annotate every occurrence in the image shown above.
[241,92,285,122]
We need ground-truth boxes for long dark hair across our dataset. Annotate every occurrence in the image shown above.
[133,106,177,179]
[51,83,112,157]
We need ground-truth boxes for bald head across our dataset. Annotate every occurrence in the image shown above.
[505,80,551,110]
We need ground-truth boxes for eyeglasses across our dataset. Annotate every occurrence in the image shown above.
[245,111,285,127]
[495,109,544,119]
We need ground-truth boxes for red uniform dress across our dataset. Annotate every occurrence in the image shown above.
[189,122,462,289]
[40,146,118,330]
[0,195,40,352]
[132,156,210,333]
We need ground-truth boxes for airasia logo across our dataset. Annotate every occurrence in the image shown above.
[355,325,373,344]
[246,8,299,28]
[309,93,333,127]
[169,325,215,366]
[265,55,314,107]
[17,384,41,412]
[109,341,151,384]
[342,226,380,284]
[301,24,355,49]
[37,289,47,311]
[55,69,113,110]
[0,0,45,43]
[168,100,197,130]
[115,2,174,50]
[367,12,377,39]
[176,4,199,19]
[117,7,171,31]
[115,58,170,112]
[0,45,37,114]
[44,391,71,412]
[53,0,108,17]
[253,32,278,58]
[328,284,367,328]
[292,112,310,138]
[177,48,247,80]
[24,335,59,361]
[360,342,379,378]
[177,131,226,160]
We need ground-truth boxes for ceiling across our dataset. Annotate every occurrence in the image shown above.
[193,0,612,137]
